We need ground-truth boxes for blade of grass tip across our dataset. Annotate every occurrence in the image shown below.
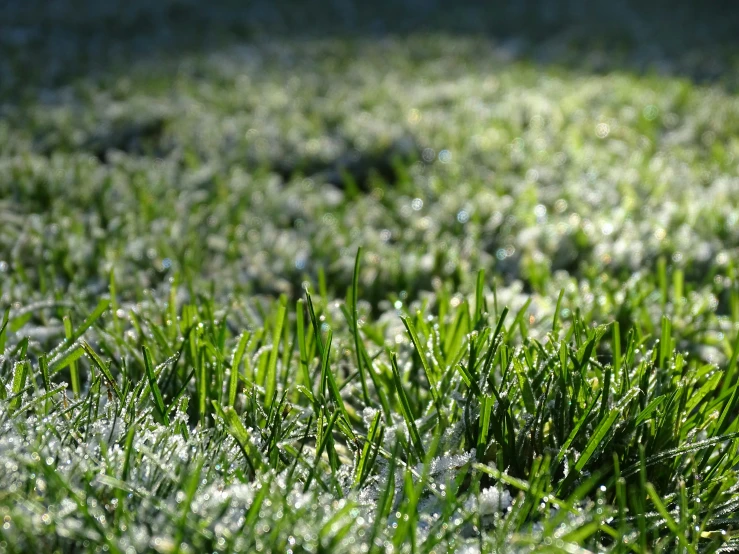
[506,298,532,342]
[476,394,494,459]
[39,354,50,393]
[61,298,110,352]
[613,321,622,389]
[552,288,565,336]
[390,351,425,460]
[109,269,122,338]
[475,268,486,326]
[158,328,191,402]
[513,358,536,414]
[229,331,251,407]
[82,341,123,401]
[64,315,80,398]
[598,357,613,422]
[443,307,467,363]
[264,297,287,408]
[351,247,371,404]
[296,299,312,392]
[634,394,667,426]
[646,483,697,554]
[320,329,333,399]
[685,372,721,415]
[0,307,9,353]
[49,299,110,376]
[659,315,671,370]
[9,360,29,412]
[306,291,324,357]
[455,359,483,398]
[220,403,264,471]
[279,312,293,393]
[401,316,441,417]
[481,306,509,383]
[168,276,179,342]
[142,346,170,426]
[658,256,668,311]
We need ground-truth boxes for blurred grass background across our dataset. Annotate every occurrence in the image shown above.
[1,0,738,100]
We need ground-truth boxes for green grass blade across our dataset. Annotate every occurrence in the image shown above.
[64,315,80,397]
[552,288,565,335]
[646,483,696,554]
[296,299,312,391]
[557,391,602,463]
[401,315,441,414]
[220,404,264,471]
[265,297,287,408]
[389,351,425,460]
[228,331,251,407]
[351,247,371,403]
[9,360,29,412]
[142,345,170,425]
[574,387,640,473]
[61,298,110,351]
[82,341,123,401]
[475,268,486,325]
[48,345,85,375]
[39,354,50,393]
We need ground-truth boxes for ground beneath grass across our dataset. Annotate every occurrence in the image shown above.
[2,2,739,553]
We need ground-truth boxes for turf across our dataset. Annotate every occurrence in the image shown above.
[2,2,739,553]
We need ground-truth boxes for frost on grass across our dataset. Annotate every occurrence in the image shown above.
[2,7,739,553]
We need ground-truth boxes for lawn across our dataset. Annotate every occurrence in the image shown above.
[2,1,739,552]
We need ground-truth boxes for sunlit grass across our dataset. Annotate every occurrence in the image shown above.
[1,15,739,553]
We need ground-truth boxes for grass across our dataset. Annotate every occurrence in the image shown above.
[2,2,739,552]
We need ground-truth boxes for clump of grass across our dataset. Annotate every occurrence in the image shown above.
[1,255,739,552]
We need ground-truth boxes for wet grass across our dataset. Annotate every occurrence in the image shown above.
[2,4,739,552]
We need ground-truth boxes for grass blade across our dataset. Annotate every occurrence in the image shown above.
[9,360,29,412]
[265,297,287,408]
[351,247,371,403]
[401,315,441,415]
[64,315,80,397]
[389,351,425,460]
[82,341,123,401]
[142,345,170,425]
[228,331,251,407]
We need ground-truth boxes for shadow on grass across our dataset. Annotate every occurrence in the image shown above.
[1,0,738,101]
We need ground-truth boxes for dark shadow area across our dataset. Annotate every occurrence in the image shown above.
[1,0,738,101]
